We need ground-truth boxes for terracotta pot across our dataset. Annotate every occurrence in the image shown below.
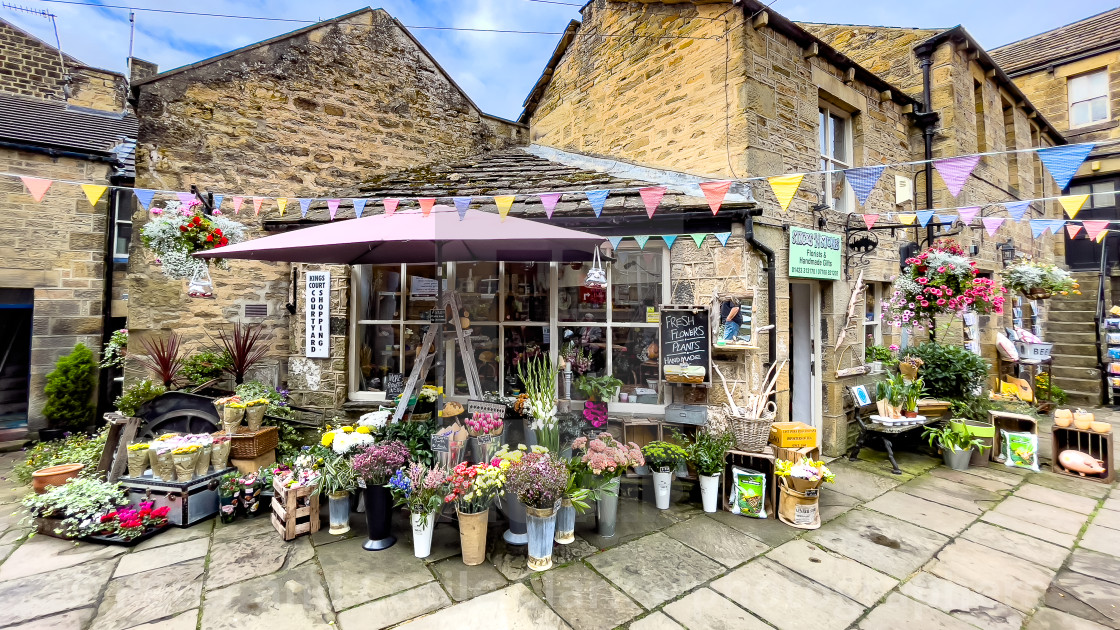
[902,410,918,418]
[1054,414,1072,428]
[31,463,84,494]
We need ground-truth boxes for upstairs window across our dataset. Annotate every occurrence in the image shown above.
[819,103,853,212]
[113,191,132,262]
[1069,70,1109,127]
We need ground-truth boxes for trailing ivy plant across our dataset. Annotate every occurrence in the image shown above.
[22,477,128,538]
[181,350,232,387]
[899,342,988,399]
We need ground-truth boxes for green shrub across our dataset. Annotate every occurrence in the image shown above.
[13,427,108,485]
[43,344,97,431]
[180,350,232,386]
[948,395,994,423]
[114,379,166,417]
[900,342,988,399]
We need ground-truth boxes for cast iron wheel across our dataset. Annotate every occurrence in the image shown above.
[135,391,220,438]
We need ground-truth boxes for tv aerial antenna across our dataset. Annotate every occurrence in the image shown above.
[2,3,70,99]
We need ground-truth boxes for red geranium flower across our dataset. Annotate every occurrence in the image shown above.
[179,225,188,232]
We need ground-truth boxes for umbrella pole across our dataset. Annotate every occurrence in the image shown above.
[435,242,445,420]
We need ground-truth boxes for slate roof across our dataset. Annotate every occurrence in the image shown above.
[266,148,754,230]
[0,92,137,173]
[990,8,1120,76]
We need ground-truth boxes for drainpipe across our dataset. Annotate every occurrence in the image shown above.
[743,216,776,368]
[97,186,122,419]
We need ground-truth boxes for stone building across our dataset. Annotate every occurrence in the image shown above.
[0,18,135,438]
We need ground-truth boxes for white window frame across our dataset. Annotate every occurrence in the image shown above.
[863,282,882,355]
[349,245,672,414]
[819,102,854,212]
[113,191,131,261]
[1068,69,1109,128]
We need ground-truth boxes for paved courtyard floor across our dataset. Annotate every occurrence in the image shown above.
[0,411,1118,630]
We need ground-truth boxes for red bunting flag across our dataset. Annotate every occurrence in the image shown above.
[1066,224,1083,239]
[418,198,436,217]
[20,176,52,202]
[232,196,244,214]
[1083,220,1110,241]
[383,199,399,217]
[862,214,879,230]
[252,197,266,216]
[699,181,732,215]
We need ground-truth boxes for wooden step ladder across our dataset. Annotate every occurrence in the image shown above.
[392,291,482,423]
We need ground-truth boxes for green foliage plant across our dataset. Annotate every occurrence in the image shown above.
[922,424,988,454]
[641,441,688,469]
[43,344,97,431]
[114,379,165,417]
[374,416,440,468]
[675,428,733,476]
[181,350,232,386]
[575,373,624,402]
[22,477,127,538]
[319,453,358,495]
[13,427,108,485]
[900,342,989,399]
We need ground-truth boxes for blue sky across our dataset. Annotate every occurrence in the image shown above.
[4,0,1115,120]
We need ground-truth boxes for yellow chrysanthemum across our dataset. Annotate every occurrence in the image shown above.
[356,426,371,434]
[341,426,353,433]
[321,432,335,447]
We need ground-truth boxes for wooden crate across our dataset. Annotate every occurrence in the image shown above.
[270,478,320,541]
[719,447,777,517]
[774,445,821,463]
[988,411,1038,463]
[1051,427,1115,484]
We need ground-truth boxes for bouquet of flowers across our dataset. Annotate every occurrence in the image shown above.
[641,441,688,471]
[885,241,1005,330]
[416,385,442,403]
[444,460,506,514]
[517,355,559,452]
[352,440,411,485]
[320,425,376,456]
[1000,259,1079,298]
[465,412,503,437]
[141,207,246,279]
[505,451,569,509]
[388,462,449,520]
[571,433,644,480]
[561,342,593,375]
[775,457,836,492]
[97,502,171,540]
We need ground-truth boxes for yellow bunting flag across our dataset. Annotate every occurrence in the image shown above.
[276,198,288,216]
[80,184,107,206]
[494,195,515,221]
[767,174,804,211]
[1098,229,1110,243]
[897,213,917,225]
[1059,194,1090,219]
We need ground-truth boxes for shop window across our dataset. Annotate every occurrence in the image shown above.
[863,282,883,353]
[1002,97,1018,193]
[1069,70,1109,128]
[1070,178,1117,209]
[819,103,853,212]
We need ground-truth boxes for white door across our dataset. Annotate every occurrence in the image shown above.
[789,282,820,436]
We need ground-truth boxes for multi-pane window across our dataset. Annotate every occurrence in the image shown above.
[819,104,853,212]
[1070,179,1117,209]
[350,246,669,407]
[1069,70,1109,127]
[113,192,132,261]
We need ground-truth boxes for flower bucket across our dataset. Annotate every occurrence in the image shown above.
[499,491,528,545]
[457,507,489,566]
[210,441,231,470]
[942,447,973,471]
[328,491,351,536]
[597,477,620,537]
[652,468,673,510]
[245,406,266,432]
[172,451,198,482]
[195,444,212,477]
[219,496,237,523]
[362,485,396,551]
[699,474,720,513]
[240,485,262,517]
[777,477,821,530]
[470,432,503,465]
[153,450,175,481]
[526,501,560,571]
[435,437,469,470]
[554,498,575,544]
[411,511,436,559]
[126,449,148,479]
[221,406,244,435]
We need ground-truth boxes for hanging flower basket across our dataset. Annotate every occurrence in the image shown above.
[884,241,1006,331]
[141,203,246,280]
[1001,259,1079,299]
[1023,288,1053,300]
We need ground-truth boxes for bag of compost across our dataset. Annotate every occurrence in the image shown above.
[728,467,767,518]
[1001,429,1040,472]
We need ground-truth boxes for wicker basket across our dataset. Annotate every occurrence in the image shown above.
[214,426,279,459]
[729,414,772,453]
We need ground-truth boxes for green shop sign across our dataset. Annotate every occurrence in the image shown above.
[788,227,841,280]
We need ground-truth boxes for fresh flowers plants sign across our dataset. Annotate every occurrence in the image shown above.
[141,205,245,279]
[885,241,1005,331]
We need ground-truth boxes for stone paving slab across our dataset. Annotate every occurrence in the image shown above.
[1026,473,1112,500]
[825,465,902,502]
[206,532,295,590]
[531,562,641,630]
[766,539,897,607]
[928,539,1054,613]
[2,607,97,630]
[588,532,723,610]
[0,560,115,627]
[628,612,683,630]
[1077,523,1120,558]
[710,558,865,630]
[316,537,435,610]
[1092,506,1120,531]
[980,507,1080,547]
[959,521,1070,570]
[577,499,679,550]
[896,473,1005,514]
[1068,548,1120,587]
[490,536,597,582]
[430,556,508,602]
[863,490,976,536]
[707,510,802,547]
[819,489,860,523]
[957,464,1028,486]
[393,584,569,630]
[132,520,213,551]
[211,516,275,542]
[899,571,1024,630]
[856,592,978,630]
[123,609,198,630]
[987,495,1088,536]
[928,466,1015,492]
[0,536,126,581]
[90,558,205,630]
[1044,570,1120,629]
[663,515,769,568]
[336,582,451,630]
[804,508,949,579]
[200,563,334,630]
[1026,607,1113,630]
[1015,482,1101,514]
[1103,496,1120,512]
[662,587,770,630]
[114,538,209,578]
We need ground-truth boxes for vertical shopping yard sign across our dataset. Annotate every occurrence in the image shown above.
[305,270,331,358]
[788,227,842,280]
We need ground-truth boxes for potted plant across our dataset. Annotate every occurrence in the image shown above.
[900,378,926,418]
[140,206,244,281]
[388,462,449,558]
[641,441,687,510]
[570,433,643,536]
[922,424,988,471]
[13,429,107,487]
[114,379,166,418]
[319,454,357,536]
[218,472,240,523]
[885,241,1005,333]
[875,373,905,419]
[506,451,569,571]
[864,344,897,374]
[91,501,171,544]
[900,342,989,399]
[681,429,734,513]
[576,373,623,424]
[212,322,269,386]
[1000,259,1079,299]
[99,328,129,369]
[22,477,129,539]
[444,461,505,566]
[134,332,187,390]
[352,440,410,551]
[41,343,97,441]
[517,355,560,452]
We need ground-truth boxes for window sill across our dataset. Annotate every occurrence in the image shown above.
[1067,120,1117,136]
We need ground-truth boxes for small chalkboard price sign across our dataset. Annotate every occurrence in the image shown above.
[384,373,404,399]
[660,305,711,386]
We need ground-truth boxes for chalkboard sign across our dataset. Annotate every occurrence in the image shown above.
[384,373,404,399]
[660,305,711,386]
[431,434,450,453]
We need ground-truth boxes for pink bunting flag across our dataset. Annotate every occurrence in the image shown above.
[231,196,244,214]
[639,187,666,219]
[981,217,1005,236]
[956,206,981,225]
[862,214,879,230]
[933,155,982,197]
[252,197,265,216]
[1066,224,1083,239]
[383,199,399,217]
[327,199,340,220]
[699,181,732,215]
[418,198,436,217]
[1083,220,1110,241]
[538,192,561,219]
[20,176,52,202]
[176,192,197,207]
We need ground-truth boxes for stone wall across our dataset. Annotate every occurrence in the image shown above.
[128,8,524,412]
[0,20,125,112]
[0,148,113,429]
